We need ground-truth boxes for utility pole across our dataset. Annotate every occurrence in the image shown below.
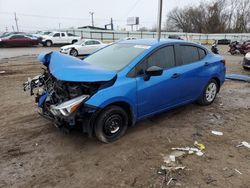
[59,23,61,30]
[14,12,19,32]
[89,12,94,27]
[111,18,114,30]
[157,0,163,41]
[12,25,15,31]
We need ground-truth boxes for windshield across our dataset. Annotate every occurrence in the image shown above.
[84,43,150,71]
[74,40,86,45]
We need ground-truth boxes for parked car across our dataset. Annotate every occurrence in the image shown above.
[41,31,81,47]
[217,39,231,45]
[32,31,52,38]
[23,39,226,143]
[0,34,39,47]
[0,32,26,38]
[60,39,107,56]
[243,52,250,70]
[168,35,183,40]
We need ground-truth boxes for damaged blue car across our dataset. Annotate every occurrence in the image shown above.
[24,39,226,143]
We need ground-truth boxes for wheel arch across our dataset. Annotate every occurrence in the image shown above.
[211,76,221,92]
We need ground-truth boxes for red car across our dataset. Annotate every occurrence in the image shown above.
[0,34,39,47]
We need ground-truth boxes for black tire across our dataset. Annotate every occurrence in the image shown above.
[45,40,52,47]
[94,106,128,143]
[197,79,218,106]
[69,49,78,57]
[72,40,77,44]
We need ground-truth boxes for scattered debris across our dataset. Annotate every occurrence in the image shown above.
[172,147,204,156]
[236,141,250,149]
[211,130,223,136]
[194,141,205,151]
[234,169,242,175]
[0,71,6,74]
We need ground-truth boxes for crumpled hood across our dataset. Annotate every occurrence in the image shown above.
[38,52,116,82]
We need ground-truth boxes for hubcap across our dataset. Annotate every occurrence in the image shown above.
[206,83,217,102]
[103,114,122,137]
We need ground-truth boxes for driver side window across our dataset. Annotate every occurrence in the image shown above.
[53,33,60,37]
[132,46,176,76]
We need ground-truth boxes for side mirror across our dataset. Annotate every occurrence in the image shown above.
[144,66,163,81]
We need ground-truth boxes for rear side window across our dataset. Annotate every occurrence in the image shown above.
[198,48,206,59]
[179,45,199,65]
[62,33,65,37]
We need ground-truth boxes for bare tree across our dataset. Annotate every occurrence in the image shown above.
[166,0,250,33]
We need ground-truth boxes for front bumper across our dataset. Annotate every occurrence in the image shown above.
[60,49,70,54]
[38,93,100,136]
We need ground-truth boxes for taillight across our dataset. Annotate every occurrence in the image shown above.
[221,59,226,65]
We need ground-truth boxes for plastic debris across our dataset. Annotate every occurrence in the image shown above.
[236,141,250,149]
[194,141,205,150]
[0,71,6,74]
[161,165,185,171]
[234,169,242,175]
[172,147,204,156]
[211,130,223,136]
[226,74,250,82]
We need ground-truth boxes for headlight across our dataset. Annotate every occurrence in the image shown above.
[62,48,71,51]
[50,95,89,116]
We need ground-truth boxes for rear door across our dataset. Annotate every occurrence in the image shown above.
[61,33,68,43]
[175,44,210,101]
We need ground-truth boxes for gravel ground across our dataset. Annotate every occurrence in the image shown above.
[0,45,249,188]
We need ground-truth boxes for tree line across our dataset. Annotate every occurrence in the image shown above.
[165,0,250,33]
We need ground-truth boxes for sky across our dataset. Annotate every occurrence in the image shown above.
[0,0,207,32]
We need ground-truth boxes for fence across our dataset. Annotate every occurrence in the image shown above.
[61,29,250,44]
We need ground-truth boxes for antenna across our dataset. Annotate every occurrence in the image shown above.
[14,12,19,32]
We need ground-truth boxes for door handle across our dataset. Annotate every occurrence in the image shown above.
[171,73,181,78]
[204,62,210,66]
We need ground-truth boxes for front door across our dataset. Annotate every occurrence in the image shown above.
[135,45,183,118]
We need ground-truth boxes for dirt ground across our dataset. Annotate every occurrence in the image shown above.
[0,46,249,188]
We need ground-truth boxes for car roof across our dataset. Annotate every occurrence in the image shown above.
[119,38,197,46]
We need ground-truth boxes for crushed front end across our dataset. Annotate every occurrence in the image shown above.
[23,52,116,136]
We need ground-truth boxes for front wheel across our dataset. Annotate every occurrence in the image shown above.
[197,79,218,106]
[45,40,52,47]
[69,49,78,57]
[94,106,128,143]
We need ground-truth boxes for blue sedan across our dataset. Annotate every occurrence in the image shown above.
[24,39,226,143]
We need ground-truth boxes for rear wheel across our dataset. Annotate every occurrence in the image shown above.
[69,49,78,57]
[197,79,218,106]
[94,106,128,143]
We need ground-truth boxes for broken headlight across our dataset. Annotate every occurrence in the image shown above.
[50,95,89,116]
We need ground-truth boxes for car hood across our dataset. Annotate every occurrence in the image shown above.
[38,52,116,82]
[61,44,79,49]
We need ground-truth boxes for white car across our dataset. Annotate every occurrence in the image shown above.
[42,32,81,47]
[60,39,107,56]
